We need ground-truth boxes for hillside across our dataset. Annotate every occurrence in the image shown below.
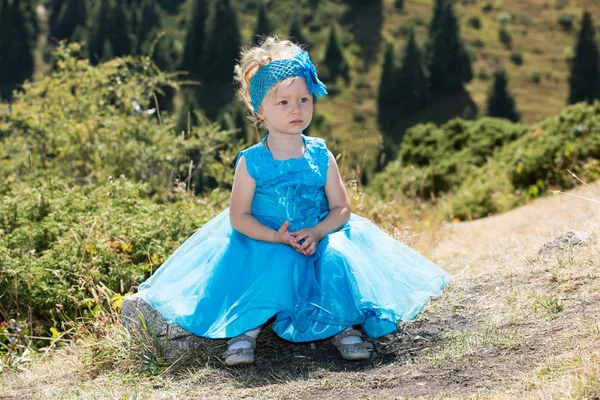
[23,0,600,167]
[2,182,599,399]
[233,0,600,162]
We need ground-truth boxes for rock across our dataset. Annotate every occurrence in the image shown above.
[120,293,209,364]
[538,230,590,255]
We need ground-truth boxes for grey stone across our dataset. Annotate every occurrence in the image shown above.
[538,230,590,255]
[120,293,209,364]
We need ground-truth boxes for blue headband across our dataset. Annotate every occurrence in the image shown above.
[249,51,328,114]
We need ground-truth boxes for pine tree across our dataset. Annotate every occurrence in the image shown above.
[428,0,446,38]
[322,25,349,84]
[427,2,472,94]
[180,0,208,80]
[397,27,428,116]
[568,10,600,105]
[0,0,36,99]
[252,2,272,46]
[108,2,133,57]
[377,42,396,129]
[157,0,185,13]
[88,0,113,63]
[136,0,163,55]
[54,0,87,40]
[202,0,241,85]
[486,69,520,122]
[288,15,308,46]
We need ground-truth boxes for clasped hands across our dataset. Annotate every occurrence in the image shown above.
[273,221,322,256]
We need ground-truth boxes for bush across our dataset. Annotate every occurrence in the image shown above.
[468,16,482,29]
[510,50,524,65]
[499,27,512,49]
[0,43,243,196]
[554,0,569,10]
[500,101,600,191]
[370,118,529,198]
[0,176,230,337]
[558,13,576,31]
[496,12,514,24]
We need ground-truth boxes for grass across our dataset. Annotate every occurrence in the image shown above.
[2,182,600,398]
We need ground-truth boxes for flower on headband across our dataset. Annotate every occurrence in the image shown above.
[249,50,328,114]
[293,51,328,99]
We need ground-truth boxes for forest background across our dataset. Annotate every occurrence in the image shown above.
[1,0,600,396]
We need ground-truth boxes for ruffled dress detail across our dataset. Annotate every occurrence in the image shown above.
[137,135,451,342]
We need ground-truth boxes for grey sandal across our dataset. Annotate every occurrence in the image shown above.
[331,329,373,361]
[223,334,256,367]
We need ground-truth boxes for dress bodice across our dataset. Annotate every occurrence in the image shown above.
[235,134,330,225]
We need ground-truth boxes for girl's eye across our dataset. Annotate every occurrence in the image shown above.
[300,97,308,103]
[279,100,288,105]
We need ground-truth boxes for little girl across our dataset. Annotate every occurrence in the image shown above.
[137,37,451,366]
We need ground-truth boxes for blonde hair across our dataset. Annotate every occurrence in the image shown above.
[234,36,303,126]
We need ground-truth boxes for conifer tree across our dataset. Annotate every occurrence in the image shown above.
[428,0,446,38]
[0,0,36,99]
[181,0,208,80]
[136,0,163,55]
[568,10,600,105]
[486,69,520,122]
[252,2,272,45]
[288,16,308,46]
[377,42,396,129]
[157,0,185,13]
[397,27,428,116]
[54,0,87,40]
[322,25,349,84]
[88,0,113,63]
[428,2,472,94]
[108,2,133,57]
[201,0,240,85]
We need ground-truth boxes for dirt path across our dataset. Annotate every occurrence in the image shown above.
[2,186,600,399]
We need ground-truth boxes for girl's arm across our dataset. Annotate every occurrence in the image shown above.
[230,155,297,245]
[312,150,352,240]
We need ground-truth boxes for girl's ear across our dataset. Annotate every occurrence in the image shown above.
[256,109,264,121]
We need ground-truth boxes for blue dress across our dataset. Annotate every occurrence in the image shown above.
[137,134,451,342]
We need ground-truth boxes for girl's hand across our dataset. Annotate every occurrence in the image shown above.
[290,228,322,256]
[273,221,302,250]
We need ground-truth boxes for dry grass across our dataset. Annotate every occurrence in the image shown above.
[2,184,600,399]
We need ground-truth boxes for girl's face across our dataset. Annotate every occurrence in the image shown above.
[257,77,313,136]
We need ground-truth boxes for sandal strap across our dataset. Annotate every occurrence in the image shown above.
[223,346,255,359]
[226,334,256,348]
[331,329,363,347]
[336,341,374,353]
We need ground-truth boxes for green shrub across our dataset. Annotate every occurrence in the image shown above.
[496,12,514,25]
[499,27,512,49]
[500,102,600,191]
[558,13,576,31]
[510,50,524,65]
[370,118,529,198]
[468,16,482,29]
[0,43,243,196]
[554,0,569,10]
[0,177,230,337]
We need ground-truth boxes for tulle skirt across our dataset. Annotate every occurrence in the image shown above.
[137,208,451,342]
